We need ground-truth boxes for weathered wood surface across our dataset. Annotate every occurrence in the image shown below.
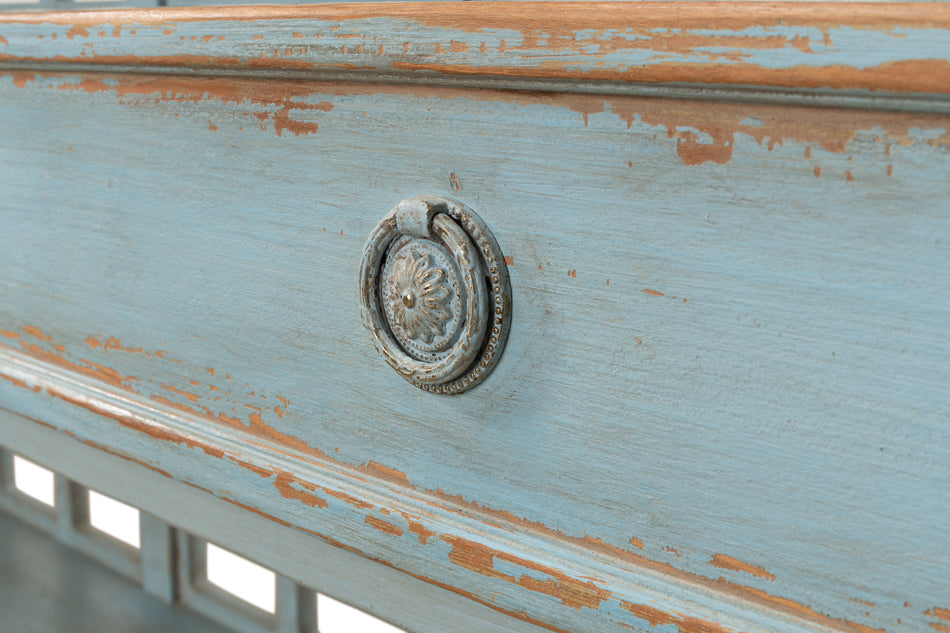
[2,3,950,96]
[0,5,949,633]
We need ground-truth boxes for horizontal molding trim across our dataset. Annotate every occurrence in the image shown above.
[0,344,866,633]
[0,2,949,97]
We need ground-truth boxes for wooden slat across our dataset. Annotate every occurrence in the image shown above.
[141,513,178,603]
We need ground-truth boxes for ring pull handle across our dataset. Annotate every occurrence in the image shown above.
[359,196,512,394]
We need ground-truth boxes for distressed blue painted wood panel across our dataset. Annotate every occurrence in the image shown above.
[0,67,947,633]
[1,4,949,633]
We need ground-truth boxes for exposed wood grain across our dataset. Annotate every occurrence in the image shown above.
[1,3,950,95]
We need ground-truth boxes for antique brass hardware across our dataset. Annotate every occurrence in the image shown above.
[359,196,512,394]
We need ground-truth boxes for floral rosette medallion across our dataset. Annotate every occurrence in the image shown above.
[381,237,464,360]
[359,196,512,394]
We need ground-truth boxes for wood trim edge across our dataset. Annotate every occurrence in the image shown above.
[0,345,894,633]
[1,2,949,96]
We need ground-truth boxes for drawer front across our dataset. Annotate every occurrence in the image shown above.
[1,5,949,633]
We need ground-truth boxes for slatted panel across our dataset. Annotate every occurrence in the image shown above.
[0,411,550,633]
[0,444,415,633]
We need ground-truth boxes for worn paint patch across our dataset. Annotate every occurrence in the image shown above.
[23,325,52,341]
[2,4,950,94]
[84,334,178,361]
[360,460,412,487]
[226,455,274,479]
[1,372,41,392]
[273,471,328,509]
[12,334,140,392]
[15,73,333,138]
[162,383,201,403]
[391,58,950,98]
[46,387,225,460]
[406,517,436,544]
[323,486,374,509]
[731,585,886,633]
[928,609,950,621]
[441,534,611,611]
[710,554,776,581]
[365,515,404,537]
[431,493,892,633]
[622,601,732,633]
[6,72,948,169]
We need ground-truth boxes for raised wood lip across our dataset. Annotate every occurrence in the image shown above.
[1,2,950,97]
[0,344,893,633]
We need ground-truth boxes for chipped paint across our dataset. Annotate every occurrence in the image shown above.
[1,372,41,392]
[360,460,412,487]
[22,325,52,342]
[273,471,328,509]
[710,554,776,581]
[441,534,612,611]
[225,455,274,479]
[406,517,436,544]
[622,601,732,633]
[365,515,404,537]
[45,387,225,460]
[5,71,947,168]
[12,72,334,138]
[161,383,201,403]
[1,4,950,94]
[323,486,374,509]
[732,585,886,633]
[12,335,140,392]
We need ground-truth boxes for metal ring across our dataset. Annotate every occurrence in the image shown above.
[359,196,512,394]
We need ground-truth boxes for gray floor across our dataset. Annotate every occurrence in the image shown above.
[0,510,230,633]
